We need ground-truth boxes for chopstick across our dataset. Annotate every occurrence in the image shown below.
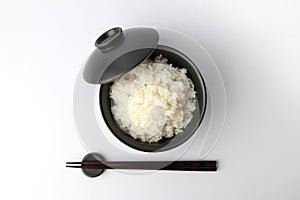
[66,161,217,171]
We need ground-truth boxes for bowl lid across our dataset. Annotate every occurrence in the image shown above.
[83,27,159,84]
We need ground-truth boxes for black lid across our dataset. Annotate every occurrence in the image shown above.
[83,27,159,84]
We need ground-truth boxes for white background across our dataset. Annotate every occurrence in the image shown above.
[1,0,300,199]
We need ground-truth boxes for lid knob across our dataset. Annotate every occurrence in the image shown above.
[95,27,124,51]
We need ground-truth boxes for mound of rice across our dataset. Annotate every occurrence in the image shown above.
[109,55,196,143]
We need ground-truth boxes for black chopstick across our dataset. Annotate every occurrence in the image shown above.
[66,161,217,171]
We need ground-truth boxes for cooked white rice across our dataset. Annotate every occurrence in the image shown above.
[109,55,196,143]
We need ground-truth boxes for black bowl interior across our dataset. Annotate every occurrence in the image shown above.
[99,45,207,152]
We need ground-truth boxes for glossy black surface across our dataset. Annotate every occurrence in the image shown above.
[81,153,105,177]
